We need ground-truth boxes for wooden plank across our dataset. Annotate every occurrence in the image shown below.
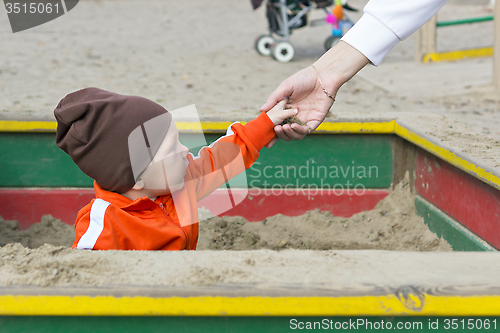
[0,120,396,134]
[1,251,500,318]
[0,133,394,188]
[0,120,56,132]
[0,316,498,333]
[0,188,389,228]
[415,15,437,62]
[314,120,395,133]
[395,121,500,191]
[0,120,239,134]
[0,294,500,316]
[423,47,493,63]
[437,16,494,26]
[494,0,500,88]
[391,136,416,192]
[218,134,394,189]
[0,133,93,187]
[199,189,390,221]
[415,149,500,249]
[415,195,496,251]
[0,189,95,229]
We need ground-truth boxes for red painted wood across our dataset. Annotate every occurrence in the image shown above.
[0,189,95,229]
[198,189,390,221]
[1,188,390,228]
[415,150,500,249]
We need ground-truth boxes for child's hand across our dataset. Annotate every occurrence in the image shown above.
[266,99,299,126]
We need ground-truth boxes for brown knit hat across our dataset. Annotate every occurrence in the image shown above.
[54,87,172,193]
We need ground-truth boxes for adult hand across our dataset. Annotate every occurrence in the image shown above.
[260,66,335,147]
[260,41,369,148]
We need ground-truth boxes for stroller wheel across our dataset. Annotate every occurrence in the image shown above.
[271,41,295,63]
[255,35,274,56]
[324,36,341,52]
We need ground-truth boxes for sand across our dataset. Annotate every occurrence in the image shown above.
[0,172,473,289]
[0,0,498,143]
[198,176,452,251]
[0,174,451,254]
[0,215,74,249]
[0,0,493,290]
[0,177,453,288]
[1,243,498,290]
[0,175,453,287]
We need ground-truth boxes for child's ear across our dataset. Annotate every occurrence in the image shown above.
[132,179,145,190]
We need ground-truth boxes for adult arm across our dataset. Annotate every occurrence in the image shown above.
[343,0,448,66]
[261,0,448,147]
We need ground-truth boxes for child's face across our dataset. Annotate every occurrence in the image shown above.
[139,121,189,195]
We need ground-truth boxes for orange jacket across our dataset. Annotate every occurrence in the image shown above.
[72,113,276,250]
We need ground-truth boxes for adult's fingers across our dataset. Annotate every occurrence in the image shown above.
[274,125,293,141]
[265,137,278,148]
[306,120,322,132]
[284,123,309,140]
[279,124,307,141]
[260,80,294,113]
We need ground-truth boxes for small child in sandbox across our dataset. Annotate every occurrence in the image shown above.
[54,87,298,250]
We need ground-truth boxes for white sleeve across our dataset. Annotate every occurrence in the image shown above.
[341,0,448,66]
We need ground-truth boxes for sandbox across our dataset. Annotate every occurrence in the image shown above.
[0,114,500,331]
[0,175,453,252]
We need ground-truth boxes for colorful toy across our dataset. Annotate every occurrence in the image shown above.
[324,0,355,50]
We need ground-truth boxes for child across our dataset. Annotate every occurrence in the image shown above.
[54,87,298,251]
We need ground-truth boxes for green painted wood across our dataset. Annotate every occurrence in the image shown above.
[0,316,498,333]
[415,196,495,252]
[0,133,393,189]
[0,133,93,187]
[437,16,493,27]
[188,134,393,189]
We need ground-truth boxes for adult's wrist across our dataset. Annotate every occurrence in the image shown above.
[341,13,400,66]
[312,41,369,93]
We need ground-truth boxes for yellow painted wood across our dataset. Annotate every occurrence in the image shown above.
[414,15,437,62]
[423,295,500,315]
[0,120,57,132]
[176,121,242,133]
[494,0,500,88]
[2,119,498,190]
[0,120,396,134]
[0,120,237,133]
[395,123,500,191]
[0,294,499,316]
[315,120,396,133]
[180,120,397,134]
[423,47,493,63]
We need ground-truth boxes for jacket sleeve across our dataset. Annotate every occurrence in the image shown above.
[341,0,448,66]
[185,112,276,201]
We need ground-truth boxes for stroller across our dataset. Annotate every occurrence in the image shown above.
[251,0,356,62]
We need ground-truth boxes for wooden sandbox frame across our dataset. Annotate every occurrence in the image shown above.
[0,115,499,331]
